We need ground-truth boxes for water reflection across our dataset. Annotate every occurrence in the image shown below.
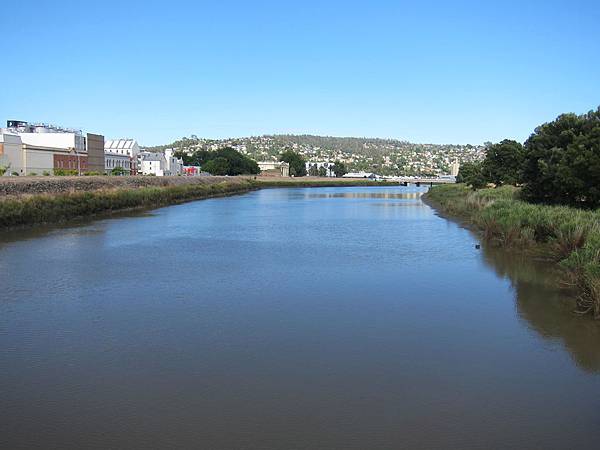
[306,191,423,199]
[482,245,600,372]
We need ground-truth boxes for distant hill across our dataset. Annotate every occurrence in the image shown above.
[144,134,486,176]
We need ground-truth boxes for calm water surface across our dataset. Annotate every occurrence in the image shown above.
[1,186,599,449]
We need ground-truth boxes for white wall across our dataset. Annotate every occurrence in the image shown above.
[0,134,23,174]
[18,132,85,152]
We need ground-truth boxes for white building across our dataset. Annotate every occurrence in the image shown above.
[0,121,95,175]
[105,139,140,174]
[164,149,184,176]
[257,161,290,177]
[450,161,460,177]
[139,152,167,176]
[105,153,131,174]
[343,171,377,179]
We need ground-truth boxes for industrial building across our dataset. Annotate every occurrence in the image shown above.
[0,120,104,176]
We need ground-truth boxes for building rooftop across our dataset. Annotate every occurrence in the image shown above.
[105,139,137,150]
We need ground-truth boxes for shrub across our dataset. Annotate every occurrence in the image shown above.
[54,169,78,176]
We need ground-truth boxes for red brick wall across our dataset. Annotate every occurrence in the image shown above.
[54,154,89,172]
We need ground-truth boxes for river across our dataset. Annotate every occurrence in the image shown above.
[1,186,599,449]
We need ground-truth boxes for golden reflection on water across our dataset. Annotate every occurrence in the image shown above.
[481,245,600,373]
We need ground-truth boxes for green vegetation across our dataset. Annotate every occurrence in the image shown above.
[0,165,9,176]
[457,107,600,210]
[54,169,78,176]
[456,161,486,189]
[332,160,347,177]
[426,184,600,319]
[176,147,259,176]
[521,108,600,208]
[0,180,255,229]
[482,140,524,186]
[84,171,102,176]
[279,150,307,177]
[110,167,126,176]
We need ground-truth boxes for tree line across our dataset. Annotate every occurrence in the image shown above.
[457,107,600,208]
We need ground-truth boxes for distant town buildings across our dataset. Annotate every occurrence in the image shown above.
[150,135,485,177]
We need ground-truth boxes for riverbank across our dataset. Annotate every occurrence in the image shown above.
[424,184,600,319]
[0,176,397,229]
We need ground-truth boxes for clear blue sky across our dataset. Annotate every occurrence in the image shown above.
[2,0,599,146]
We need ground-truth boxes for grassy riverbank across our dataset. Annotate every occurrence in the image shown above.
[0,176,395,230]
[425,184,600,319]
[0,178,255,229]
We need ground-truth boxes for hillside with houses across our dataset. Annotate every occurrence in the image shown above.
[145,135,486,177]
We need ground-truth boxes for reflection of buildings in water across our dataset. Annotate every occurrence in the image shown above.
[481,245,600,373]
[306,192,424,200]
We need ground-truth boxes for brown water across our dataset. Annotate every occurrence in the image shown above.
[1,186,599,449]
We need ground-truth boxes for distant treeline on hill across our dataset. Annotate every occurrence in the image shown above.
[146,134,482,156]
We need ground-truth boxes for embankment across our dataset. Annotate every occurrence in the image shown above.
[424,184,600,319]
[0,176,396,229]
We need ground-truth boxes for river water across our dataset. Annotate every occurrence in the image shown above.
[1,186,599,449]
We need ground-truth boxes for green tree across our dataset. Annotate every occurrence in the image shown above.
[457,162,486,189]
[332,161,347,178]
[318,166,327,177]
[111,166,126,176]
[308,163,319,176]
[212,147,259,175]
[482,139,524,186]
[521,107,600,208]
[202,157,231,175]
[280,150,307,177]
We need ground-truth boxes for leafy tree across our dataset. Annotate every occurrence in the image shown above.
[180,147,259,175]
[111,166,126,176]
[280,150,307,177]
[482,139,524,186]
[521,107,600,208]
[308,164,319,176]
[318,166,327,177]
[202,157,231,175]
[212,147,259,175]
[332,161,347,177]
[457,162,486,189]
